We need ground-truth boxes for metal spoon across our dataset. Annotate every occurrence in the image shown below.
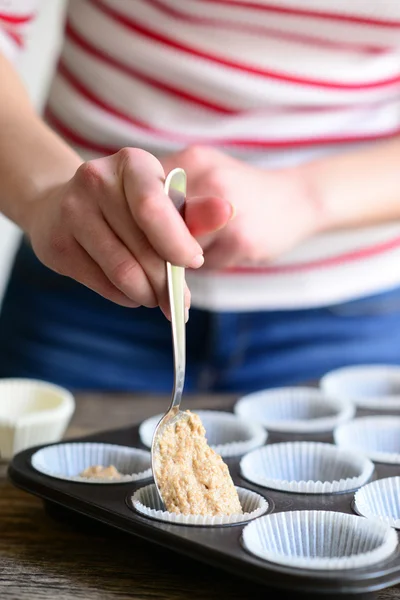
[151,167,189,504]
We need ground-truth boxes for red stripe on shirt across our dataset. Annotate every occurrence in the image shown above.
[0,11,34,25]
[221,129,400,147]
[198,0,400,28]
[64,21,393,120]
[146,0,385,54]
[45,108,121,155]
[227,235,400,274]
[57,59,189,141]
[2,27,24,47]
[55,60,400,149]
[91,0,400,91]
[65,20,235,115]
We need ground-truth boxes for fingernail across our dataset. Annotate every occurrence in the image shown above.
[189,254,204,269]
[185,307,189,323]
[229,202,237,220]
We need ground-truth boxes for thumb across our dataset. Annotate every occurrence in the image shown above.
[185,196,235,239]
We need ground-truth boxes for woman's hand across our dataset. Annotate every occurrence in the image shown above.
[162,146,322,270]
[26,148,233,315]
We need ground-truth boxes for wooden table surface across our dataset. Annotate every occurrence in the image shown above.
[1,393,399,600]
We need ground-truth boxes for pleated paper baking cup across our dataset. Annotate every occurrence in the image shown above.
[334,416,400,464]
[321,365,400,410]
[130,484,268,526]
[234,387,354,433]
[139,410,267,457]
[242,510,398,570]
[354,477,400,529]
[240,442,374,494]
[31,442,152,483]
[0,378,75,460]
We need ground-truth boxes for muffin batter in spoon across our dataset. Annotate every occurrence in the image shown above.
[154,410,242,516]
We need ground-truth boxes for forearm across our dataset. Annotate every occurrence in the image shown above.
[0,53,82,232]
[301,136,400,233]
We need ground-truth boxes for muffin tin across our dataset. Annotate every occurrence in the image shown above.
[8,397,400,598]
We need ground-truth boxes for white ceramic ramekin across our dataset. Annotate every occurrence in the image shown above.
[0,378,75,460]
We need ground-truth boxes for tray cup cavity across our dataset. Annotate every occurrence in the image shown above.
[234,387,354,433]
[354,477,400,529]
[242,510,398,570]
[31,442,152,483]
[131,483,268,526]
[0,378,75,460]
[321,365,400,410]
[240,442,374,494]
[334,416,400,464]
[139,410,267,457]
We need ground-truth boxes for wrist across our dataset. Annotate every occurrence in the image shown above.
[295,160,333,235]
[1,116,82,234]
[283,163,330,237]
[20,182,63,239]
[16,166,81,236]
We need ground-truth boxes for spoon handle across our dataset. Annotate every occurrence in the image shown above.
[165,168,187,412]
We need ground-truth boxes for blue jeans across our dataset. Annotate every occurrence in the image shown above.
[0,241,400,392]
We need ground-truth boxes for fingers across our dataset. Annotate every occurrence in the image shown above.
[100,191,231,314]
[160,280,191,323]
[202,232,242,270]
[74,150,198,316]
[118,148,205,268]
[99,188,172,316]
[59,239,140,308]
[73,207,158,308]
[185,196,234,238]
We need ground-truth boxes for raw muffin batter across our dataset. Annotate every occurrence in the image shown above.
[80,465,122,479]
[154,411,242,516]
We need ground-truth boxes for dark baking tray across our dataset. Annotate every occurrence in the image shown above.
[8,404,400,599]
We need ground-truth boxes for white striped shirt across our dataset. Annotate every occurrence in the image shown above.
[2,0,400,310]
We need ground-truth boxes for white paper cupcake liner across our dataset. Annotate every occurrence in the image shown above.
[334,417,400,464]
[0,378,75,460]
[354,477,400,530]
[139,410,267,457]
[31,442,152,483]
[131,484,268,526]
[240,442,374,494]
[321,365,400,410]
[242,510,398,570]
[234,387,354,433]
